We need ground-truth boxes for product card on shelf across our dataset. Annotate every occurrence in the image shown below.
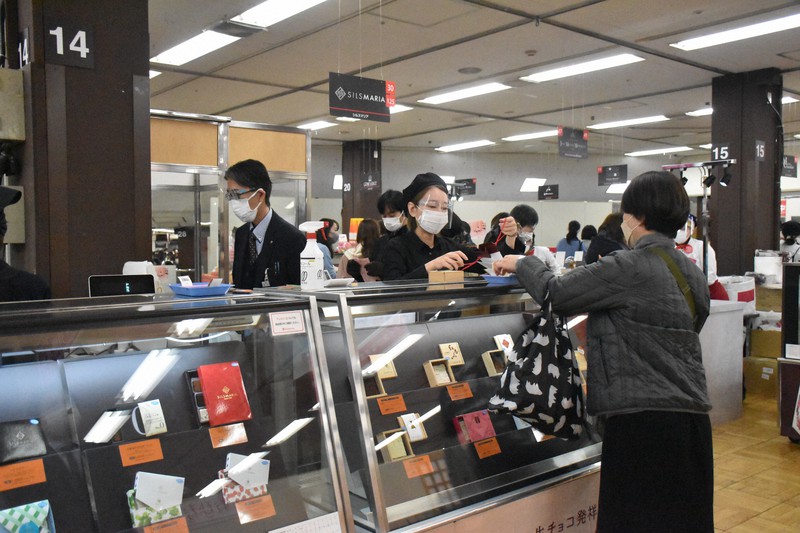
[218,469,268,505]
[398,413,427,442]
[134,472,185,511]
[132,400,167,437]
[493,334,514,355]
[454,410,496,444]
[438,343,465,366]
[226,452,270,489]
[197,362,253,427]
[0,499,54,533]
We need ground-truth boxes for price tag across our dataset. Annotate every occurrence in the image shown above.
[474,437,501,459]
[269,311,306,336]
[377,394,407,415]
[438,343,465,366]
[0,459,46,492]
[144,517,189,533]
[178,275,193,287]
[403,455,434,479]
[447,382,473,401]
[235,494,276,524]
[119,438,164,467]
[208,423,248,449]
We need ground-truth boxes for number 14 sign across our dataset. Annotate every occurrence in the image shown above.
[45,22,94,69]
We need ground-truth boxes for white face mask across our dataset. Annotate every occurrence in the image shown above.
[674,229,690,244]
[417,209,449,234]
[518,232,534,244]
[230,192,262,224]
[382,216,404,232]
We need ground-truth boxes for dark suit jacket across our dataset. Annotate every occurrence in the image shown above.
[232,211,306,289]
[0,260,51,301]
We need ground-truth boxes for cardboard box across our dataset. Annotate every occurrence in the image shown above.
[423,358,456,387]
[750,330,782,359]
[744,356,779,397]
[439,342,465,366]
[482,349,507,376]
[378,429,413,462]
[428,270,464,289]
[453,409,496,444]
[363,374,387,399]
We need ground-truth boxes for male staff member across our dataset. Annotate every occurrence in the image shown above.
[225,160,305,289]
[0,186,51,301]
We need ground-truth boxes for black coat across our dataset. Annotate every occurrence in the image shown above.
[232,212,306,289]
[0,260,51,302]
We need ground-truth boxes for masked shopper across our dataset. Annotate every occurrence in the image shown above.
[675,215,729,300]
[225,159,305,289]
[494,171,713,533]
[381,173,481,280]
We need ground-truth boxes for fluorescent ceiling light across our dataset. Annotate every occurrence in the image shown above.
[332,174,343,190]
[699,143,713,150]
[669,13,800,51]
[502,130,559,142]
[795,134,800,140]
[264,418,314,446]
[150,31,240,66]
[783,95,799,104]
[435,140,495,153]
[390,104,413,114]
[588,115,669,130]
[297,120,336,130]
[418,82,510,105]
[606,181,631,194]
[685,107,713,117]
[520,53,644,83]
[520,178,547,192]
[232,0,328,29]
[336,116,360,122]
[624,146,693,157]
[149,70,161,79]
[440,176,456,184]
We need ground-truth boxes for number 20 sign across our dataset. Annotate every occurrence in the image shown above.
[45,22,94,69]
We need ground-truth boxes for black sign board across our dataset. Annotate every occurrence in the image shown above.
[597,165,628,186]
[45,22,94,69]
[329,72,394,123]
[455,178,477,195]
[783,155,798,178]
[538,184,559,200]
[558,126,588,159]
[362,173,381,191]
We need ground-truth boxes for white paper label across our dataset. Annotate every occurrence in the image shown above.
[178,275,193,287]
[786,344,800,360]
[762,367,774,375]
[269,311,306,336]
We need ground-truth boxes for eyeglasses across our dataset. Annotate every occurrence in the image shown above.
[224,188,257,201]
[416,201,450,213]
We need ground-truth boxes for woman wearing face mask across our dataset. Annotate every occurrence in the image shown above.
[674,215,729,300]
[496,204,559,272]
[494,171,713,532]
[381,173,481,280]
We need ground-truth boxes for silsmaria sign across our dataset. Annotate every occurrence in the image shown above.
[329,72,395,123]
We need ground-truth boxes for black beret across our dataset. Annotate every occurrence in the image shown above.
[402,172,447,215]
[0,186,21,237]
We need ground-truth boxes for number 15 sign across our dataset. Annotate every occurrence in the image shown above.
[45,22,94,69]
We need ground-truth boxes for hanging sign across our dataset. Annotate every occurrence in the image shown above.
[558,126,589,159]
[597,165,627,186]
[329,73,394,123]
[783,156,798,178]
[538,184,559,200]
[455,178,477,195]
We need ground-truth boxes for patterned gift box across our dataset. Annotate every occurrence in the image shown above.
[0,500,54,533]
[126,489,182,527]
[218,469,268,505]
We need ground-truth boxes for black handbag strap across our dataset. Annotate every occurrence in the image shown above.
[648,247,697,326]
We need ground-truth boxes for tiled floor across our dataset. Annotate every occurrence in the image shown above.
[713,392,800,532]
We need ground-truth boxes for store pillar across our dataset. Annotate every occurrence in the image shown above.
[341,140,382,239]
[12,0,151,297]
[709,68,782,275]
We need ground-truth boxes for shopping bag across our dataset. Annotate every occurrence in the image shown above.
[488,295,586,439]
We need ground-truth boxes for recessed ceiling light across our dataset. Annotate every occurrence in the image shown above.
[336,117,360,122]
[149,70,162,79]
[520,178,546,192]
[606,182,630,194]
[231,0,328,29]
[502,130,559,142]
[520,53,644,83]
[150,31,240,66]
[685,107,713,117]
[418,83,511,105]
[783,95,799,104]
[698,143,713,150]
[435,140,495,152]
[624,146,693,157]
[588,115,669,130]
[297,120,337,130]
[390,104,413,114]
[670,13,800,51]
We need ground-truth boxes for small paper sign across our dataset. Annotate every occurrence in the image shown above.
[377,394,407,415]
[178,275,193,287]
[447,382,473,401]
[438,343,465,366]
[474,437,501,459]
[209,422,248,449]
[0,458,46,492]
[235,494,276,524]
[269,311,306,336]
[119,438,164,467]
[144,517,189,533]
[403,455,434,479]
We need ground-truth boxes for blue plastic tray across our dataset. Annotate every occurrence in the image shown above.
[481,274,518,285]
[169,283,232,297]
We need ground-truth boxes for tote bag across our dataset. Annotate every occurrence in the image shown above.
[488,295,586,439]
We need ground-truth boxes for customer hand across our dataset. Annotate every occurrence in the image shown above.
[493,254,524,275]
[499,216,518,237]
[426,251,468,271]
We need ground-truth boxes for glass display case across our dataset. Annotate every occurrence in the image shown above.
[0,293,348,532]
[305,279,603,532]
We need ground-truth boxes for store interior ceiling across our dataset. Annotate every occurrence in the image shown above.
[148,0,800,160]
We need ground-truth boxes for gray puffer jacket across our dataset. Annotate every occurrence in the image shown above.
[516,233,711,417]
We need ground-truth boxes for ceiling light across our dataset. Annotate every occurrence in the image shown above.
[783,95,799,104]
[418,83,511,105]
[336,117,360,122]
[502,130,559,142]
[440,176,456,184]
[669,13,800,51]
[520,178,546,192]
[625,146,693,157]
[685,107,713,117]
[588,115,669,130]
[698,143,713,150]
[149,70,162,79]
[520,53,644,83]
[390,104,413,114]
[332,174,343,190]
[795,134,800,140]
[606,182,630,194]
[297,120,336,130]
[150,31,240,66]
[435,140,495,152]
[232,0,328,29]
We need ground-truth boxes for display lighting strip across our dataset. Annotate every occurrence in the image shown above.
[685,108,713,117]
[150,31,240,66]
[520,53,644,83]
[418,82,511,105]
[435,140,495,153]
[624,146,693,157]
[231,0,329,28]
[588,115,669,130]
[670,13,800,51]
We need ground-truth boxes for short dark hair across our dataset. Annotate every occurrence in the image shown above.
[510,205,539,228]
[621,171,689,238]
[581,225,597,240]
[377,190,404,215]
[224,159,272,203]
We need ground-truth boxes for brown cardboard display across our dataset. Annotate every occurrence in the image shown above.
[423,359,456,387]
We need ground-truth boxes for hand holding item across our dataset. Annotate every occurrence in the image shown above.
[493,254,524,275]
[426,250,468,272]
[500,216,518,237]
